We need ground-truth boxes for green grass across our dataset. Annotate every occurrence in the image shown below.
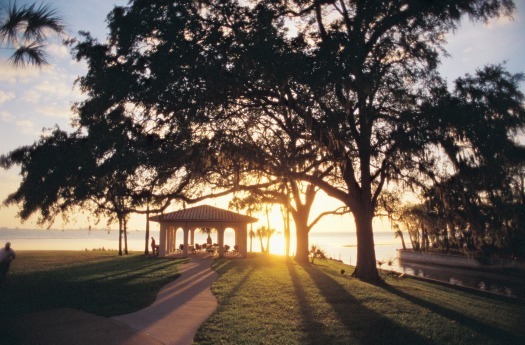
[194,255,525,345]
[0,250,185,318]
[1,251,523,345]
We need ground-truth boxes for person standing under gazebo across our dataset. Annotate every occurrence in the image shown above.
[151,237,158,256]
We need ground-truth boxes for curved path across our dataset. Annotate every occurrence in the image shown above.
[113,254,219,345]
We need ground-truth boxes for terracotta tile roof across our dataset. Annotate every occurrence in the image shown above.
[149,205,258,223]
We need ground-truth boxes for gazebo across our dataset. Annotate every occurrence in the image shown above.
[149,205,258,258]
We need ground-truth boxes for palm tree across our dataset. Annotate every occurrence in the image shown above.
[265,227,276,254]
[200,227,214,245]
[0,1,64,67]
[255,226,265,253]
[229,194,264,252]
[249,228,255,252]
[394,226,407,251]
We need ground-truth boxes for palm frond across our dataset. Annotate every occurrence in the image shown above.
[23,3,65,41]
[10,41,48,67]
[0,2,29,45]
[1,1,65,67]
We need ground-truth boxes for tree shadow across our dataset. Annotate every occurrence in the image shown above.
[193,258,260,344]
[210,258,258,303]
[286,262,332,344]
[379,283,525,343]
[0,255,184,318]
[291,262,432,345]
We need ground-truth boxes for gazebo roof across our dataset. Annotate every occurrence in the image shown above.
[149,205,258,223]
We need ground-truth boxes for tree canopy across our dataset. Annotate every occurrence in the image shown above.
[2,0,524,281]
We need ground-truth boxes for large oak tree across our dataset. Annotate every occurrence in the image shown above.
[3,0,522,283]
[75,0,519,282]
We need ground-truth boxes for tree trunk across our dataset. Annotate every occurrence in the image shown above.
[118,216,123,256]
[259,235,265,253]
[351,210,381,283]
[294,216,310,264]
[144,206,150,255]
[265,205,270,229]
[420,227,426,252]
[443,229,450,253]
[249,231,253,252]
[397,230,407,250]
[408,230,418,251]
[284,207,291,258]
[124,216,128,255]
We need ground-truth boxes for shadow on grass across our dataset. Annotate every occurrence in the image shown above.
[296,262,432,345]
[379,283,525,343]
[287,262,341,344]
[0,254,183,319]
[64,256,180,284]
[193,258,260,344]
[210,258,258,303]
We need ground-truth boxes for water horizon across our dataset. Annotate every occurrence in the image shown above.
[0,227,404,265]
[1,227,523,299]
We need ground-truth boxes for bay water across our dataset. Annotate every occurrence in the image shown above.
[0,228,403,267]
[2,228,522,298]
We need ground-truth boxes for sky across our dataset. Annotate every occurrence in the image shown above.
[1,0,525,232]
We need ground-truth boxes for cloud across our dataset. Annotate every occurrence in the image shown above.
[46,43,70,60]
[440,3,525,83]
[38,105,73,120]
[0,111,15,123]
[0,61,41,84]
[0,116,40,136]
[0,91,15,104]
[21,89,42,104]
[35,80,75,99]
[14,72,82,117]
[11,119,43,137]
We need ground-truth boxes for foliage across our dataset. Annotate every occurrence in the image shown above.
[72,0,517,283]
[385,64,525,258]
[199,227,216,245]
[309,244,327,264]
[254,225,277,254]
[0,1,64,66]
[3,0,523,283]
[0,111,200,253]
[194,256,525,344]
[395,170,525,258]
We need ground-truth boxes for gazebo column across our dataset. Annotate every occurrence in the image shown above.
[190,228,195,246]
[183,227,190,257]
[166,227,172,254]
[218,225,225,258]
[173,228,177,252]
[239,223,248,258]
[159,223,167,257]
[171,228,177,253]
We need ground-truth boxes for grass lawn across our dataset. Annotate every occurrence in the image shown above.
[0,250,185,319]
[1,251,523,345]
[195,255,525,345]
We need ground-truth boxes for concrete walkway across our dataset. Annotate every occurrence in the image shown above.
[8,254,218,345]
[113,254,218,345]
